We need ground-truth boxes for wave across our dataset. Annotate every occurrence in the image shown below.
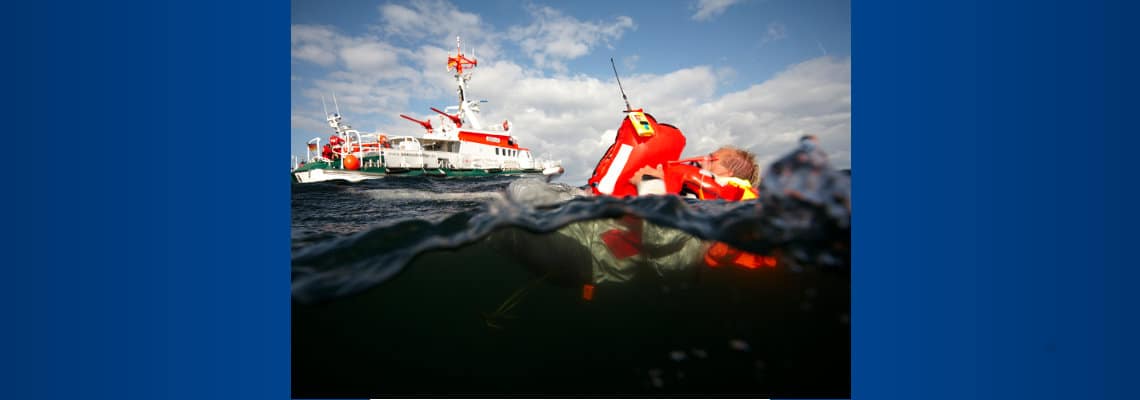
[293,149,849,304]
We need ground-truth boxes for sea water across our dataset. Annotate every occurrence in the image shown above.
[291,152,850,397]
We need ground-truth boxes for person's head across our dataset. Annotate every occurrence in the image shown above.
[799,134,819,150]
[700,146,759,185]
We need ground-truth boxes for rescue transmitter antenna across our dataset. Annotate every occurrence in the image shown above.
[610,57,633,112]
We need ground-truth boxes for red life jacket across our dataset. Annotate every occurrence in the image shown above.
[661,164,759,201]
[661,165,768,269]
[704,242,777,270]
[585,110,766,288]
[587,110,686,197]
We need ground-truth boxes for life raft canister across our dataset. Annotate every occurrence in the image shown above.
[587,110,686,197]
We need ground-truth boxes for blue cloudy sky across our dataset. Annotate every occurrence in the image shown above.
[292,0,850,182]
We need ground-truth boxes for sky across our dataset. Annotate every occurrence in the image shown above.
[291,0,850,183]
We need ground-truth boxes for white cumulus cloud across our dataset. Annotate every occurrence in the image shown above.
[379,0,484,41]
[437,56,849,183]
[292,2,850,183]
[507,5,635,72]
[291,25,342,67]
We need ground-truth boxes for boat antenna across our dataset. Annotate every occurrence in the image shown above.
[610,57,632,112]
[332,92,341,116]
[321,96,328,116]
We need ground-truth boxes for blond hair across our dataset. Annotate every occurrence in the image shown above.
[716,146,759,186]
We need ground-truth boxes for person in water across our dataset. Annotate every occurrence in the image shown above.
[489,145,768,291]
[629,145,760,200]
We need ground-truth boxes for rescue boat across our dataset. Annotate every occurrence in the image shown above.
[292,36,562,184]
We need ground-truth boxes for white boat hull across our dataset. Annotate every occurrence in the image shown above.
[293,168,384,183]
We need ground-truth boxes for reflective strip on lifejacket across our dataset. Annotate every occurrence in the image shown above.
[597,144,633,195]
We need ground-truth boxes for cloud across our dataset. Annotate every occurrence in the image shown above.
[340,42,400,72]
[692,0,745,22]
[290,23,442,125]
[622,54,639,71]
[292,2,850,182]
[670,56,852,171]
[299,58,850,182]
[445,57,849,183]
[761,22,787,45]
[291,25,342,67]
[379,0,484,41]
[291,112,328,135]
[507,6,635,72]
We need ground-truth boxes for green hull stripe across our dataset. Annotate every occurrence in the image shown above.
[292,157,545,181]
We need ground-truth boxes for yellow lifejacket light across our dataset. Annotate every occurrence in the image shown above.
[628,111,655,137]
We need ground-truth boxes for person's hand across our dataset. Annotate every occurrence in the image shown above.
[629,164,664,186]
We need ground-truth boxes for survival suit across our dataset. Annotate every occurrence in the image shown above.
[635,164,770,270]
[584,112,769,285]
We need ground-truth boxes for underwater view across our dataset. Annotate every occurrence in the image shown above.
[291,144,851,397]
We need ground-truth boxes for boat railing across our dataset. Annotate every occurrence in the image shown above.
[332,130,366,168]
[306,137,321,162]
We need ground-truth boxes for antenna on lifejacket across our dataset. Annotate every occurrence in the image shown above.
[610,57,633,112]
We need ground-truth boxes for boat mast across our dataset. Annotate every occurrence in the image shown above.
[324,93,352,138]
[447,36,483,130]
